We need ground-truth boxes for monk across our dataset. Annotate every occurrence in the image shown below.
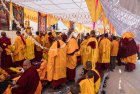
[86,61,101,94]
[0,67,10,94]
[79,70,95,94]
[66,32,79,82]
[69,83,80,94]
[0,32,12,69]
[61,33,68,43]
[110,36,119,71]
[34,31,43,62]
[12,60,40,94]
[83,30,99,70]
[37,59,47,81]
[48,32,55,46]
[121,32,137,72]
[12,31,25,67]
[25,32,35,61]
[47,36,67,88]
[98,33,111,71]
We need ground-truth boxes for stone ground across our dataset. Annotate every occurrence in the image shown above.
[42,60,140,94]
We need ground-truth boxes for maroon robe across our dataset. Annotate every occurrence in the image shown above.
[0,36,12,69]
[122,38,137,71]
[61,34,67,43]
[12,66,40,94]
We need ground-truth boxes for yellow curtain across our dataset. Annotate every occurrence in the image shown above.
[24,8,38,22]
[102,12,109,27]
[47,14,59,27]
[76,23,83,33]
[86,0,103,22]
[61,19,70,28]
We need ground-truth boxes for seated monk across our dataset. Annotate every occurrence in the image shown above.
[85,61,101,94]
[79,70,95,94]
[68,83,81,94]
[11,60,40,94]
[37,59,47,81]
[0,67,10,94]
[3,76,42,94]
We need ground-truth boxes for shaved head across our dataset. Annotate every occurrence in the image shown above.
[23,60,32,71]
[1,32,6,37]
[86,61,92,70]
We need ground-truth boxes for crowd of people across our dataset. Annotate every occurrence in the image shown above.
[0,29,139,94]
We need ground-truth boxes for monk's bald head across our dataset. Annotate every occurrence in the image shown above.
[23,60,32,71]
[70,83,80,94]
[86,61,92,70]
[1,32,6,37]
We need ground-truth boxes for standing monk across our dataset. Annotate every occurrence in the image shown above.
[34,31,43,61]
[12,60,40,94]
[66,32,79,82]
[121,32,137,72]
[47,36,67,88]
[83,30,99,70]
[110,36,119,71]
[12,31,25,67]
[0,32,12,69]
[25,32,35,61]
[98,33,111,71]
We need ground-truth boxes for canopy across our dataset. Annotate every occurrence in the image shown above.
[6,0,92,27]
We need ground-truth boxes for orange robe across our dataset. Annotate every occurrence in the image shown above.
[111,40,119,56]
[67,38,79,81]
[25,36,35,60]
[12,36,25,66]
[79,78,95,94]
[47,40,67,88]
[98,37,111,70]
[35,36,43,61]
[37,60,47,80]
[85,37,99,68]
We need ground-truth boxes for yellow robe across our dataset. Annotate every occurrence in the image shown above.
[25,36,35,60]
[67,38,79,69]
[121,54,137,64]
[37,60,47,80]
[79,78,95,94]
[35,36,42,52]
[98,38,111,63]
[111,40,119,56]
[13,36,25,62]
[85,37,99,68]
[92,68,101,93]
[80,39,88,68]
[47,40,67,81]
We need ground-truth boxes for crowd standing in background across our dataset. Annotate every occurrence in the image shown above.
[0,29,138,94]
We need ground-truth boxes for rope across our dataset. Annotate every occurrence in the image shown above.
[1,0,72,51]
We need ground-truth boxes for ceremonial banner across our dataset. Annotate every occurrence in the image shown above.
[38,12,46,33]
[47,14,58,27]
[12,3,24,30]
[24,8,38,32]
[0,1,9,30]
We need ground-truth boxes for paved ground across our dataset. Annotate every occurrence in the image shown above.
[105,60,140,94]
[42,60,140,94]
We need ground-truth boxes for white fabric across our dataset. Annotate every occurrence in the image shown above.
[6,0,92,27]
[101,0,140,44]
